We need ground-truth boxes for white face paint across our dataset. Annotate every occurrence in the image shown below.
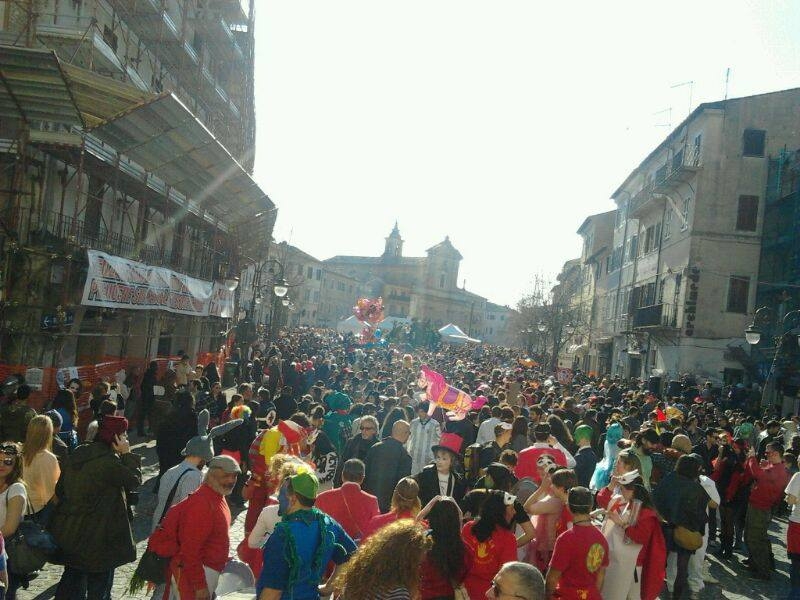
[434,450,452,474]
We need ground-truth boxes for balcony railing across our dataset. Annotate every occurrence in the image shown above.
[628,144,702,216]
[632,303,678,329]
[25,210,229,281]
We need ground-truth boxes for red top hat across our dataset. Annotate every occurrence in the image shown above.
[431,432,463,456]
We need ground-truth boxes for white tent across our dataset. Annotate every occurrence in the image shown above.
[438,323,481,344]
[336,315,365,335]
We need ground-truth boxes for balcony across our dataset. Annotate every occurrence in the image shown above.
[654,144,702,192]
[632,303,678,329]
[628,144,701,217]
[26,210,230,281]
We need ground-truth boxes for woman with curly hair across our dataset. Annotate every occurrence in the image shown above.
[462,489,518,599]
[334,519,431,600]
[416,496,471,600]
[364,477,421,538]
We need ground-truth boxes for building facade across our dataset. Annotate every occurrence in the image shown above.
[324,224,490,336]
[0,0,271,396]
[590,88,800,385]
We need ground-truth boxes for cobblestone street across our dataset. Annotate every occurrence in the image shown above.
[17,437,793,599]
[19,436,249,600]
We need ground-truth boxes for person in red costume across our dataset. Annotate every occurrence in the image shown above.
[315,458,379,543]
[166,455,240,599]
[600,470,666,600]
[516,422,575,484]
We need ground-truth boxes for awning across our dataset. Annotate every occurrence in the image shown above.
[87,93,273,225]
[0,45,84,126]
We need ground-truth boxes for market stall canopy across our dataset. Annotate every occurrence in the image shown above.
[438,323,481,344]
[87,92,273,228]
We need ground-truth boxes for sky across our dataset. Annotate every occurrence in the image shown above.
[252,1,800,308]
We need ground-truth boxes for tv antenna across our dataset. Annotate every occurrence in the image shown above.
[724,68,731,100]
[671,80,694,116]
[653,107,672,129]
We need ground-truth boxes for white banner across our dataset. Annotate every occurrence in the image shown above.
[82,250,234,318]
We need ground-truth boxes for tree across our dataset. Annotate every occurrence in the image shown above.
[513,273,587,373]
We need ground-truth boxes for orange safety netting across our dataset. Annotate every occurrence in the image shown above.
[0,351,225,411]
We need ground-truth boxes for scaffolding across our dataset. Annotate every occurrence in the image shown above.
[0,0,269,369]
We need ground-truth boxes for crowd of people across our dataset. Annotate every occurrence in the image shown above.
[0,327,797,599]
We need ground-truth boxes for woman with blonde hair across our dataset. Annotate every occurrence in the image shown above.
[364,477,421,538]
[22,415,60,514]
[334,519,431,600]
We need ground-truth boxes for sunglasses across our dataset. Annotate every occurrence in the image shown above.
[0,458,13,467]
[0,445,18,456]
[360,426,376,431]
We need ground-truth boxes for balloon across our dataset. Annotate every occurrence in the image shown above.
[374,329,382,338]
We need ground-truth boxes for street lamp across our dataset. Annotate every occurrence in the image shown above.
[744,324,762,345]
[537,320,547,333]
[273,279,289,298]
[281,296,291,308]
[564,322,576,335]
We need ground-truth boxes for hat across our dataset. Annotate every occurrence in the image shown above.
[326,391,352,412]
[432,432,463,456]
[182,410,244,462]
[290,470,319,500]
[278,420,307,445]
[97,415,128,446]
[671,434,693,454]
[617,469,641,485]
[207,455,242,474]
[574,424,593,443]
[45,409,63,431]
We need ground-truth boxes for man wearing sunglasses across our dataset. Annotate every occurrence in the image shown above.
[489,561,545,599]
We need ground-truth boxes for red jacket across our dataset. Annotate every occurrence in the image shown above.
[516,445,568,483]
[315,482,380,541]
[747,457,790,510]
[623,507,666,600]
[169,485,231,597]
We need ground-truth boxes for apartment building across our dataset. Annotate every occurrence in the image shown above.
[598,88,800,384]
[0,1,272,380]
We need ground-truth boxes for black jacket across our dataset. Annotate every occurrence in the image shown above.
[414,464,466,505]
[363,437,412,512]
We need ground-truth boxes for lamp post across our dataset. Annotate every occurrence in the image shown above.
[745,306,800,409]
[248,259,289,342]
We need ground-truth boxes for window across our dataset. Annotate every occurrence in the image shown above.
[440,274,446,288]
[628,235,638,260]
[736,195,759,231]
[307,266,313,279]
[304,289,311,301]
[742,129,766,157]
[296,264,303,276]
[681,197,691,231]
[664,208,672,239]
[726,276,750,313]
[316,269,321,280]
[655,164,668,184]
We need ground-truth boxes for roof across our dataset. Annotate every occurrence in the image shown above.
[0,45,83,126]
[88,92,273,226]
[611,87,800,199]
[426,236,463,259]
[577,209,616,234]
[324,255,425,265]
